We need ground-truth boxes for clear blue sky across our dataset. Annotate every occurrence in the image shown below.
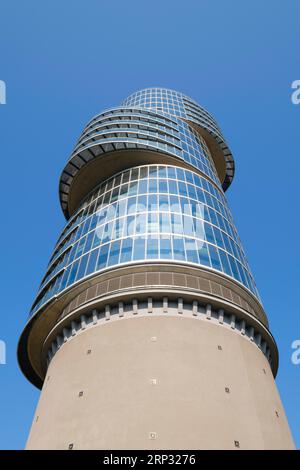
[0,0,299,449]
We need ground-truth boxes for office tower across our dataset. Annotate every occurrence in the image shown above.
[18,88,294,449]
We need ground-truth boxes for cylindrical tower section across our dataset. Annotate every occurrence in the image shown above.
[18,88,295,449]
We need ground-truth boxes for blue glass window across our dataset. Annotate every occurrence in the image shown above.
[205,223,215,244]
[138,179,148,194]
[31,163,260,315]
[159,237,171,259]
[198,241,210,266]
[108,240,121,266]
[219,249,232,276]
[185,238,199,263]
[97,244,109,270]
[102,221,113,244]
[208,245,222,270]
[67,260,80,287]
[148,213,158,233]
[168,179,178,194]
[149,178,157,193]
[159,212,171,233]
[173,236,185,261]
[133,237,145,260]
[120,238,133,263]
[86,249,98,275]
[159,179,168,193]
[147,236,159,259]
[148,194,158,211]
[76,254,89,280]
[135,213,147,234]
[83,231,94,254]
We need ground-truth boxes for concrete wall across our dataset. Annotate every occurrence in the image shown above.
[26,313,294,450]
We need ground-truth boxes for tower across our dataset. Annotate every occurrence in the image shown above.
[18,88,294,449]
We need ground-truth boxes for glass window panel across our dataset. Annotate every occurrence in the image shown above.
[179,197,189,215]
[158,166,167,178]
[133,237,145,260]
[124,215,135,237]
[86,249,98,275]
[137,195,147,213]
[97,244,109,270]
[178,181,188,196]
[107,240,121,266]
[149,178,157,193]
[176,167,185,181]
[76,236,86,258]
[114,218,124,239]
[187,184,197,200]
[238,263,248,286]
[148,194,158,211]
[209,208,218,226]
[205,193,214,207]
[102,221,114,244]
[213,227,223,248]
[208,245,222,270]
[69,241,79,262]
[159,179,168,193]
[135,213,147,234]
[183,214,194,237]
[185,238,199,263]
[120,238,133,263]
[140,167,148,179]
[128,181,138,196]
[160,236,172,259]
[119,183,128,197]
[93,225,103,248]
[89,213,98,232]
[171,213,183,235]
[197,240,210,266]
[138,179,148,194]
[219,249,232,276]
[117,199,127,218]
[147,236,159,259]
[172,236,185,261]
[169,195,180,213]
[149,166,158,177]
[204,223,215,244]
[131,168,139,180]
[228,255,241,282]
[67,260,80,286]
[76,254,89,280]
[159,212,171,234]
[148,212,158,233]
[185,172,194,184]
[159,194,169,211]
[127,197,137,214]
[203,205,210,222]
[83,231,94,254]
[168,179,178,194]
[111,187,119,203]
[60,265,71,291]
[167,167,176,179]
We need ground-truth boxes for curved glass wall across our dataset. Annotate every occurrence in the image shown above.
[60,105,224,216]
[32,165,259,316]
[122,88,223,139]
[121,88,234,189]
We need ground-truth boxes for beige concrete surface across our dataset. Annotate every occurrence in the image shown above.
[26,315,295,450]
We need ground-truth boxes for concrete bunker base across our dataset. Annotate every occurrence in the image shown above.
[26,312,294,450]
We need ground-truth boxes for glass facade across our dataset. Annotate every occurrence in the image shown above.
[31,164,259,316]
[59,89,234,217]
[28,87,260,318]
